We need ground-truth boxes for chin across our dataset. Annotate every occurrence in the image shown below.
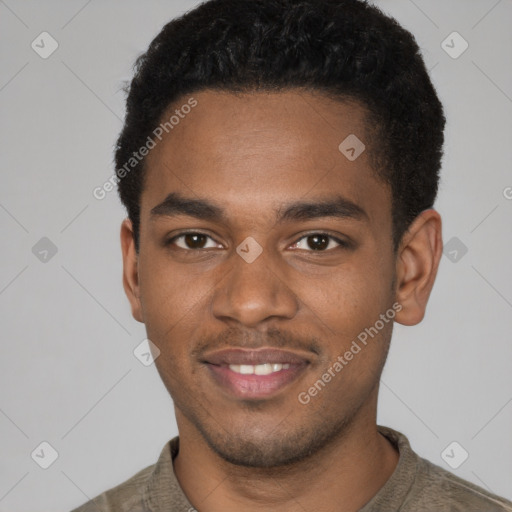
[207,437,311,468]
[198,420,347,468]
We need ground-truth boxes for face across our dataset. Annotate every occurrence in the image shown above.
[125,90,400,467]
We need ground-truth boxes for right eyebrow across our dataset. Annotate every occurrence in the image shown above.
[150,192,227,223]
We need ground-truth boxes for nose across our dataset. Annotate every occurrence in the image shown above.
[211,246,299,329]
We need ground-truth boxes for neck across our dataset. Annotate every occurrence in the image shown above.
[173,403,399,512]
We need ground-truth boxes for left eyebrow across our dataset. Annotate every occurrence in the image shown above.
[149,191,369,224]
[276,195,369,223]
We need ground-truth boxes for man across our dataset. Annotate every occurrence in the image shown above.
[73,0,512,510]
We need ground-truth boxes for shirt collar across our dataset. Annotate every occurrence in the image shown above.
[141,436,193,511]
[140,425,417,511]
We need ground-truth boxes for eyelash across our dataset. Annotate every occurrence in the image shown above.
[164,231,350,252]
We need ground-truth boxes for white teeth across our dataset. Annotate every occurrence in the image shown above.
[255,363,274,375]
[228,363,291,375]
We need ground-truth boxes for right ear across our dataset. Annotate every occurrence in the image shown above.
[120,218,144,323]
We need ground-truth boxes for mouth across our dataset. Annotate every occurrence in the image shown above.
[202,348,311,400]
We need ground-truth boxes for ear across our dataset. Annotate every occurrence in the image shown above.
[120,218,144,323]
[394,209,443,326]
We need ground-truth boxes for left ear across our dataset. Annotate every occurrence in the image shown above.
[394,209,443,326]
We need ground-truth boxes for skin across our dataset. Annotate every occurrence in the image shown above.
[121,89,443,511]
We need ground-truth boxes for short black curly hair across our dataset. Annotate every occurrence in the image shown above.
[115,0,445,254]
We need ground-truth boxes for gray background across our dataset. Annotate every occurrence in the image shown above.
[1,0,511,510]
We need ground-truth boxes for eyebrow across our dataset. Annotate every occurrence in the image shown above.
[150,192,368,224]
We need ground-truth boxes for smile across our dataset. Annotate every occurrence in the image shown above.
[228,363,291,375]
[202,348,311,399]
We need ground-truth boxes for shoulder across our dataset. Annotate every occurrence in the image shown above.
[69,435,181,512]
[371,426,512,512]
[70,436,193,512]
[69,462,154,512]
[405,456,512,512]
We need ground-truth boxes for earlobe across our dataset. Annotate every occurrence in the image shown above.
[394,209,443,326]
[120,218,144,323]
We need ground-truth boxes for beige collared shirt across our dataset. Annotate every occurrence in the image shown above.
[71,425,512,512]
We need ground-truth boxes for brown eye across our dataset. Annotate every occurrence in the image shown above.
[165,232,219,250]
[289,233,349,252]
[182,233,208,249]
[306,234,329,251]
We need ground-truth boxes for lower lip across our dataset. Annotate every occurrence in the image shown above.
[206,364,307,399]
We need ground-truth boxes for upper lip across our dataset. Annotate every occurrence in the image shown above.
[202,348,311,366]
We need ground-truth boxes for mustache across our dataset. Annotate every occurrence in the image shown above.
[191,326,323,358]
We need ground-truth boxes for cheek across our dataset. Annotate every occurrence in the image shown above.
[137,255,212,339]
[295,259,392,335]
[140,243,209,293]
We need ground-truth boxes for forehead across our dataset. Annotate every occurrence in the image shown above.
[142,89,390,231]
